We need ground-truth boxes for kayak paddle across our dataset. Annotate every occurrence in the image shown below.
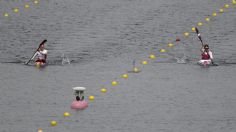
[195,27,204,46]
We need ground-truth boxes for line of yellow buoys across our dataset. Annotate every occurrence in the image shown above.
[2,0,40,18]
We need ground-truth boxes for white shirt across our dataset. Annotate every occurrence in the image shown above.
[32,49,48,60]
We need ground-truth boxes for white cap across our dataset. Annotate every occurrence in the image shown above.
[73,87,86,91]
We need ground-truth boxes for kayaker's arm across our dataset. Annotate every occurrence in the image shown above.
[209,51,214,63]
[209,51,213,59]
[200,47,204,53]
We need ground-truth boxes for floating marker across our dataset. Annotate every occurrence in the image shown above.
[133,67,140,73]
[212,12,217,17]
[160,49,166,53]
[233,0,236,5]
[191,27,196,32]
[122,74,128,79]
[100,88,107,93]
[168,43,174,47]
[89,95,95,100]
[141,60,148,65]
[34,0,39,4]
[197,22,203,26]
[183,32,189,37]
[38,129,43,132]
[24,4,30,8]
[219,8,224,13]
[35,63,41,68]
[224,4,230,8]
[13,8,19,13]
[111,81,118,86]
[63,112,70,117]
[205,17,210,22]
[50,121,57,126]
[3,13,9,17]
[149,54,156,59]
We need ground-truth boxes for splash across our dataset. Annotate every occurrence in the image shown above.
[61,53,70,65]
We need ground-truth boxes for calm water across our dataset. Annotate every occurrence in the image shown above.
[0,0,236,132]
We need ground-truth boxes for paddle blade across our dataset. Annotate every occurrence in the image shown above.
[212,61,218,66]
[195,27,203,44]
[195,27,201,37]
[39,39,47,47]
[195,27,199,34]
[42,39,47,43]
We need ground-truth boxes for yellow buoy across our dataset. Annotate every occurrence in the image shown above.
[224,4,230,8]
[63,112,70,117]
[212,12,217,17]
[24,4,30,8]
[13,8,19,13]
[141,60,148,65]
[89,95,95,100]
[219,8,224,13]
[233,0,236,5]
[3,13,9,17]
[191,27,196,32]
[122,74,128,79]
[100,88,107,93]
[50,121,57,126]
[35,63,41,68]
[168,43,174,47]
[197,22,203,26]
[133,67,140,73]
[205,17,210,22]
[34,0,39,4]
[38,129,43,132]
[111,81,118,86]
[183,32,189,37]
[149,54,156,59]
[160,49,166,53]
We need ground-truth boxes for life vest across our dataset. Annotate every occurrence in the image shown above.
[201,52,210,60]
[35,59,46,63]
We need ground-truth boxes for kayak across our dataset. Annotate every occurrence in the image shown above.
[198,59,218,67]
[198,59,211,66]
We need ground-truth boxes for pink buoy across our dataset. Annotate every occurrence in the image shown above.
[71,100,88,110]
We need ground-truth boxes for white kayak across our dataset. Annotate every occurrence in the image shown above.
[198,59,211,65]
[198,59,218,66]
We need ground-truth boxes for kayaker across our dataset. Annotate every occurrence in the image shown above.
[32,42,48,64]
[199,44,213,64]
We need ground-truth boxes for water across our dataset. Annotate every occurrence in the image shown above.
[1,0,236,132]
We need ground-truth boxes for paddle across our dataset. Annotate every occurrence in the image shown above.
[195,27,204,46]
[25,39,47,65]
[194,27,217,66]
